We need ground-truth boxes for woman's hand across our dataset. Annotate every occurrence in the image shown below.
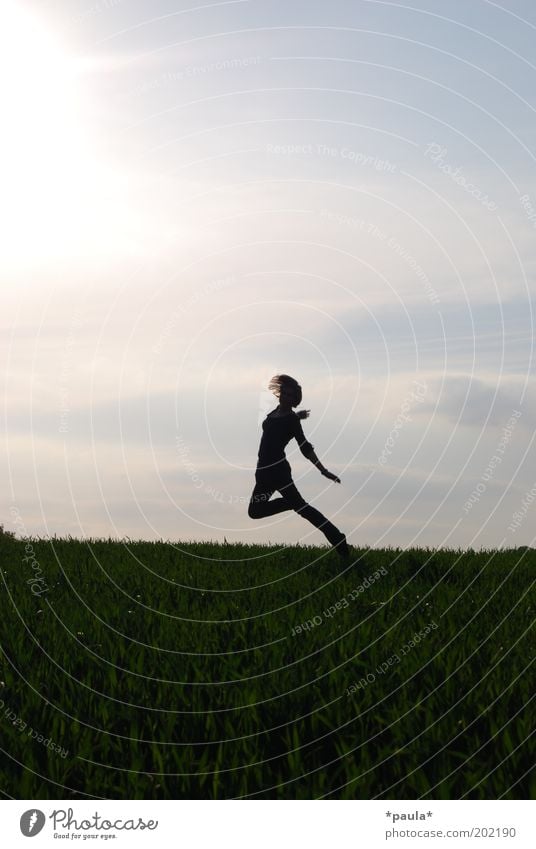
[322,469,341,483]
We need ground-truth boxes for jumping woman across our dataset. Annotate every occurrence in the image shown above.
[248,374,351,558]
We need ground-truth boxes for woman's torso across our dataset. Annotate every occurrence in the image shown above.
[256,410,295,477]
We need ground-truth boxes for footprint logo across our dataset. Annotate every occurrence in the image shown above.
[20,809,46,837]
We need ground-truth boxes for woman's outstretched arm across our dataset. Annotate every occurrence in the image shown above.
[304,447,341,483]
[293,419,341,482]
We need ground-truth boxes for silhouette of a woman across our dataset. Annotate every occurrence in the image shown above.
[248,374,350,557]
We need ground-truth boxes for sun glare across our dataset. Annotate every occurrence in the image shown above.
[0,2,133,267]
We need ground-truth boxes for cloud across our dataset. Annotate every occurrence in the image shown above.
[419,375,530,429]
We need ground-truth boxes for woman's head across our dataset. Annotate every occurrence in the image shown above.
[268,374,302,407]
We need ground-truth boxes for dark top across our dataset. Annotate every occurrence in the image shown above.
[256,409,314,473]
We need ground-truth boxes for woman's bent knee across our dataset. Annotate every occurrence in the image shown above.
[248,502,259,519]
[248,498,265,519]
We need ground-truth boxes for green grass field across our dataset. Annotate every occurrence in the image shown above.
[0,530,534,799]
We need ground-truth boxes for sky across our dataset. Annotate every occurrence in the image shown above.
[1,0,535,550]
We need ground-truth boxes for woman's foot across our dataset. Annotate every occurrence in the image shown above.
[333,535,350,558]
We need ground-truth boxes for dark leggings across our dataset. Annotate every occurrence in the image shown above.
[247,474,344,546]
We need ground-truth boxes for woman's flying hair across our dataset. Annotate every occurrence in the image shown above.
[267,374,310,419]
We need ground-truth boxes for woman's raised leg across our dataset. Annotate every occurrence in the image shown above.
[248,481,292,519]
[277,478,346,548]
